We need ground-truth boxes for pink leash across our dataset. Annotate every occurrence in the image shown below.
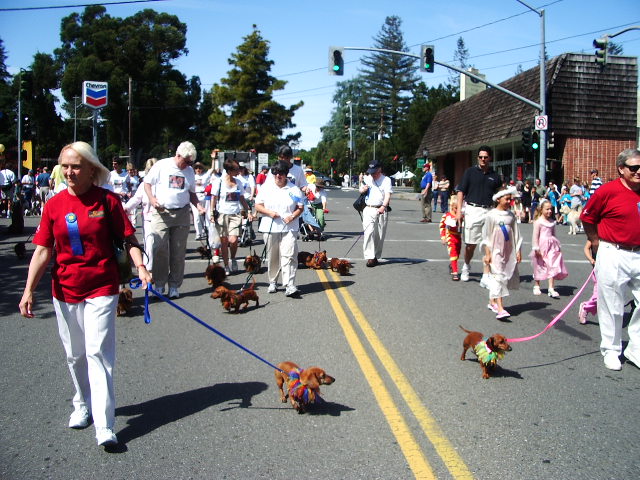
[507,270,595,343]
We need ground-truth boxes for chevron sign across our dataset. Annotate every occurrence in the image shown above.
[82,81,108,109]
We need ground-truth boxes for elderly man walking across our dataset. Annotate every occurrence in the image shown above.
[144,141,206,298]
[581,148,640,371]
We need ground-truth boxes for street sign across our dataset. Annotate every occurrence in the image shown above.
[82,81,108,109]
[535,115,548,131]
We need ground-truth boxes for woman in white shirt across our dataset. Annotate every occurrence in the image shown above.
[211,159,253,275]
[254,161,304,297]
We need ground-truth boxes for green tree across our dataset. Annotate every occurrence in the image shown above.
[0,38,16,152]
[209,25,302,153]
[359,16,419,138]
[55,6,197,163]
[396,82,458,164]
[608,41,623,55]
[448,36,471,90]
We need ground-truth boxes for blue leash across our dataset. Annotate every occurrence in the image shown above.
[129,278,283,373]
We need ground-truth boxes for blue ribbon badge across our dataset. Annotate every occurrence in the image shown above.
[65,213,84,256]
[499,221,510,242]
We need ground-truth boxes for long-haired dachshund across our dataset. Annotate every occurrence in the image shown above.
[196,245,212,260]
[244,250,261,273]
[274,361,335,413]
[459,326,512,379]
[116,287,133,316]
[211,285,236,312]
[330,257,352,275]
[205,265,226,287]
[228,279,259,313]
[298,250,327,269]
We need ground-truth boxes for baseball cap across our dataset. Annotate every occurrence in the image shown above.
[367,161,382,174]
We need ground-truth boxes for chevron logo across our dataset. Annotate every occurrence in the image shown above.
[82,81,108,109]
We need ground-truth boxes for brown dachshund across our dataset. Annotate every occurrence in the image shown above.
[227,279,259,313]
[211,285,236,311]
[244,250,261,273]
[330,257,352,275]
[205,265,226,287]
[298,250,327,269]
[116,287,133,316]
[274,361,335,413]
[460,326,512,379]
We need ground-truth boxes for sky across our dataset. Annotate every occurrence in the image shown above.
[1,0,639,151]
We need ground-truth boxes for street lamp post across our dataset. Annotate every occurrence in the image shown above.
[346,100,355,187]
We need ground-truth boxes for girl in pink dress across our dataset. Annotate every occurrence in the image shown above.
[530,199,569,298]
[578,239,598,324]
[482,186,522,320]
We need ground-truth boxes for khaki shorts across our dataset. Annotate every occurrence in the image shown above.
[216,213,242,238]
[463,204,490,245]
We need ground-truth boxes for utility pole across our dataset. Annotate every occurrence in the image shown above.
[73,96,79,142]
[516,0,547,185]
[346,100,354,187]
[128,77,133,162]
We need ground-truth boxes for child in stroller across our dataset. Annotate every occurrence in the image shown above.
[299,202,325,242]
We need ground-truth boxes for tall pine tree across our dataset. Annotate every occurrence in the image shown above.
[359,16,419,137]
[209,25,302,153]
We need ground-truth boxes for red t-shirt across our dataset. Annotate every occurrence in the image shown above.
[580,178,640,246]
[34,185,136,303]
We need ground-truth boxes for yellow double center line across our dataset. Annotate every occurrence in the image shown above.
[318,270,474,480]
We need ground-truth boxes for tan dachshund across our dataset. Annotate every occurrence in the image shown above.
[330,257,352,275]
[460,326,512,379]
[298,250,327,269]
[244,250,261,273]
[274,361,335,413]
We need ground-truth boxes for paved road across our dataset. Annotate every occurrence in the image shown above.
[1,188,638,480]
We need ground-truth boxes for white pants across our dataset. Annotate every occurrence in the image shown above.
[595,241,640,357]
[264,231,298,287]
[53,295,118,429]
[362,206,388,260]
[142,219,154,271]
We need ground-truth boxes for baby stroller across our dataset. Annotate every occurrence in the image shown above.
[299,202,325,242]
[238,216,256,247]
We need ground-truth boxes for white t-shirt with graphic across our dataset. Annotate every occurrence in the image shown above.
[143,157,196,209]
[255,180,303,233]
[109,170,128,195]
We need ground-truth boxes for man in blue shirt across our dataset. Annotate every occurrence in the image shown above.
[419,163,433,223]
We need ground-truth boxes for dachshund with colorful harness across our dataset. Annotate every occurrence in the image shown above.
[275,361,335,413]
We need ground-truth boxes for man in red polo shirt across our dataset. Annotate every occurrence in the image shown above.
[581,148,640,371]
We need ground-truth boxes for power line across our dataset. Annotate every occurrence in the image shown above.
[0,0,170,12]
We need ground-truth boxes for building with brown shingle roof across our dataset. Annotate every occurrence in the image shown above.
[416,53,638,187]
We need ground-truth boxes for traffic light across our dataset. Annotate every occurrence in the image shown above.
[22,115,32,140]
[531,131,539,150]
[547,131,555,150]
[420,45,435,73]
[593,37,608,66]
[522,128,533,152]
[329,47,344,76]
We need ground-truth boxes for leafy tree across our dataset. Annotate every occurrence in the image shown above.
[359,16,419,138]
[55,5,197,164]
[0,38,16,152]
[209,25,302,153]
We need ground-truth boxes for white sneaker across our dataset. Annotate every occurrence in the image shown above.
[68,406,91,429]
[96,427,118,447]
[603,351,622,371]
[268,282,277,293]
[231,259,238,272]
[155,285,166,295]
[224,266,230,276]
[624,350,640,368]
[168,287,180,299]
[460,267,470,282]
[479,273,489,289]
[285,285,300,297]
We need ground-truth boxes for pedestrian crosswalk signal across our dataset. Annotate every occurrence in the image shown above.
[329,47,344,76]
